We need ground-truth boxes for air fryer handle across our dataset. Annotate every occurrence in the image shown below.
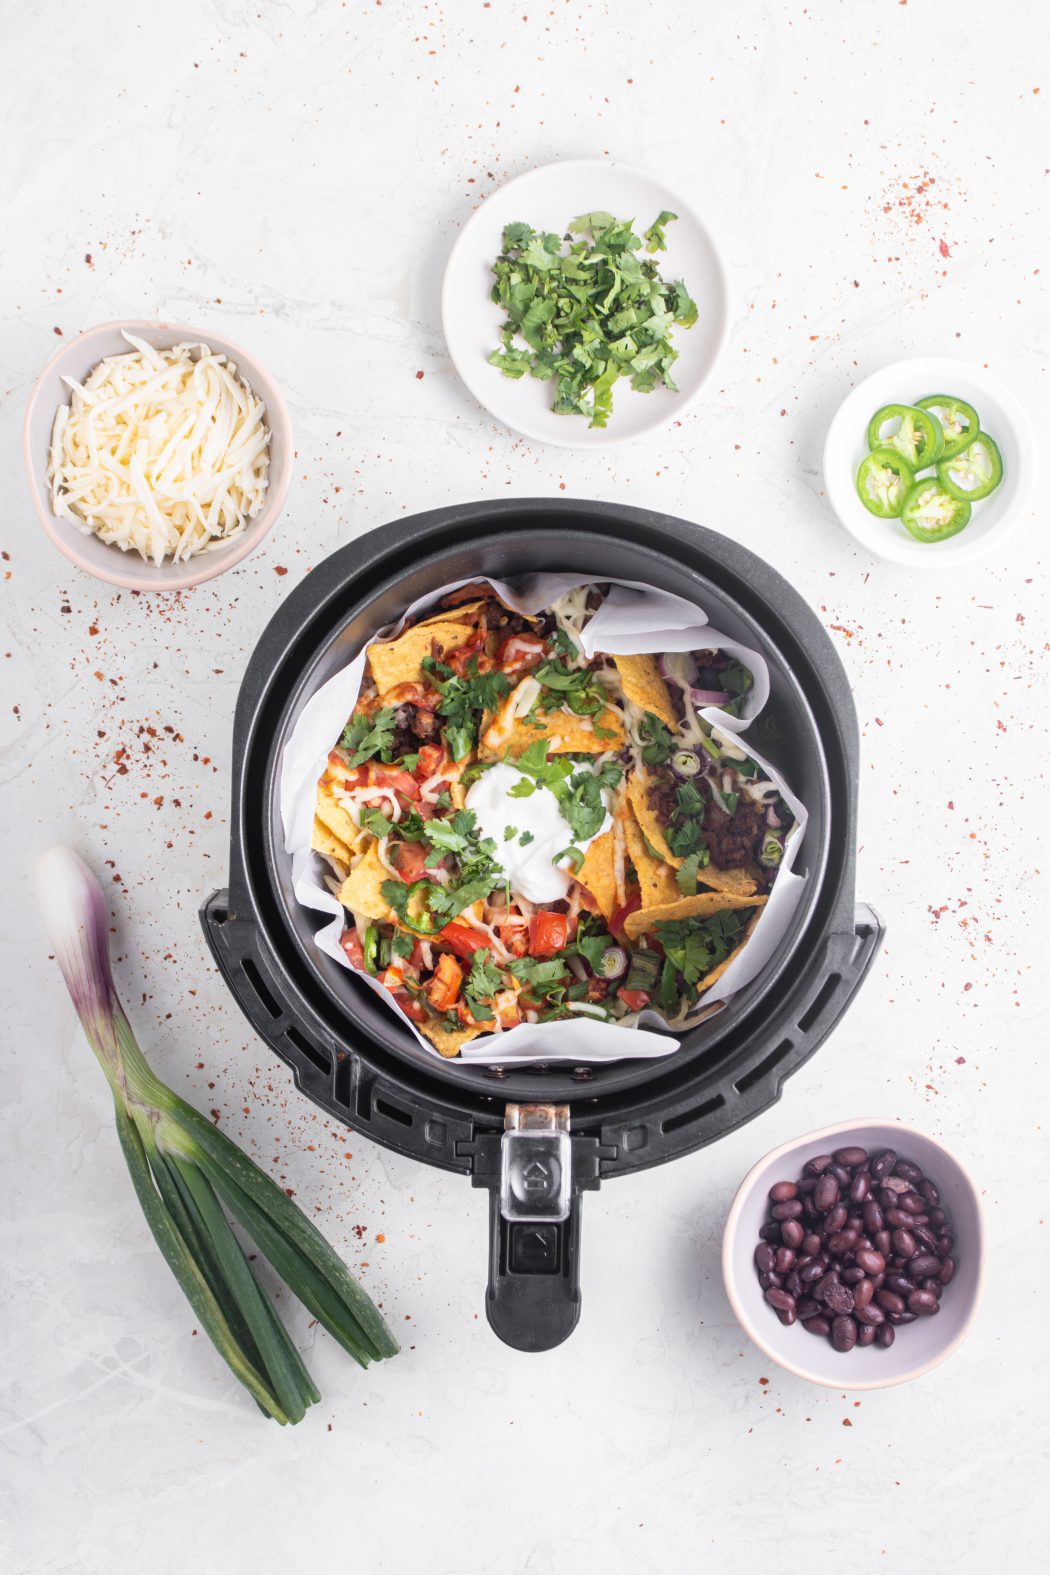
[485,1189,584,1352]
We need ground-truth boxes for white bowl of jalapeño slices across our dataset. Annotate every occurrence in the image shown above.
[823,357,1037,567]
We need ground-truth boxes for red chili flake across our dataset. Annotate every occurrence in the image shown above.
[955,1056,966,1064]
[842,1417,853,1426]
[415,370,425,379]
[939,239,951,258]
[758,1376,769,1386]
[274,565,289,576]
[53,326,63,336]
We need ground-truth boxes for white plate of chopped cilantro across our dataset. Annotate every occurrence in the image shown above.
[442,159,729,447]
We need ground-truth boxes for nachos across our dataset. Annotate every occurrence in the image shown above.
[312,583,794,1056]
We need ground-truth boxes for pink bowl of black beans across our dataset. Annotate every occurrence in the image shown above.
[722,1121,984,1389]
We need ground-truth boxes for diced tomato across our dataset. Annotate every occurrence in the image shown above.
[610,893,642,940]
[444,642,492,678]
[426,952,464,1012]
[392,840,431,882]
[438,922,490,959]
[393,989,428,1024]
[617,987,651,1012]
[340,928,365,968]
[497,633,548,674]
[413,743,446,780]
[529,911,568,956]
[370,767,421,801]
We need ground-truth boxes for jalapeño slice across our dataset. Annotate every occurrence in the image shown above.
[856,448,915,518]
[915,394,980,460]
[899,478,972,543]
[866,403,944,468]
[937,432,1004,502]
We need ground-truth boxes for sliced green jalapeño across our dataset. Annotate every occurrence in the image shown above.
[915,394,980,460]
[866,403,944,468]
[899,478,972,543]
[856,448,915,518]
[937,432,1003,502]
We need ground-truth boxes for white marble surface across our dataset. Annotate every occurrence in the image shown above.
[2,2,1048,1570]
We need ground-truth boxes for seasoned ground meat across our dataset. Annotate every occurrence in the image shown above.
[703,797,764,868]
[391,704,438,757]
[646,768,680,823]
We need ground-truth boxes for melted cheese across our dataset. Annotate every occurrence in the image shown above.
[47,332,270,565]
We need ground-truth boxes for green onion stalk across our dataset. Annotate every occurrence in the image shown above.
[35,846,398,1424]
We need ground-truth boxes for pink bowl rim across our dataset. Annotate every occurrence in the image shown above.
[721,1117,986,1390]
[23,318,293,593]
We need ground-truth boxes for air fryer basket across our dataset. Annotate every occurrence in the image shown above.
[202,500,883,1350]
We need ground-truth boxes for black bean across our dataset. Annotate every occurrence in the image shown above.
[891,1228,918,1259]
[876,1324,895,1349]
[796,1297,821,1320]
[805,1154,833,1176]
[759,1271,782,1290]
[882,1176,910,1197]
[857,1324,877,1347]
[899,1191,925,1216]
[876,1289,906,1315]
[802,1233,822,1256]
[769,1180,798,1203]
[842,1266,866,1286]
[875,1230,892,1256]
[834,1146,868,1168]
[803,1316,832,1336]
[825,1204,849,1235]
[909,1253,941,1280]
[832,1315,857,1352]
[849,1172,871,1204]
[772,1199,803,1220]
[938,1233,955,1256]
[755,1243,775,1274]
[777,1305,797,1326]
[813,1175,840,1212]
[888,1310,917,1325]
[920,1278,942,1298]
[885,1208,913,1229]
[854,1302,884,1327]
[854,1247,885,1276]
[884,1273,915,1296]
[774,1246,796,1274]
[871,1148,897,1181]
[927,1207,946,1228]
[920,1179,941,1207]
[764,1286,795,1313]
[799,1259,826,1285]
[785,1270,803,1297]
[895,1159,923,1185]
[814,1271,840,1302]
[828,1230,859,1255]
[781,1219,805,1250]
[853,1278,874,1310]
[824,1281,855,1316]
[940,1257,957,1285]
[912,1225,939,1252]
[829,1163,851,1187]
[862,1200,884,1233]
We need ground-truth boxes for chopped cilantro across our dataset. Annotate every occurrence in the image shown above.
[519,830,535,846]
[504,825,519,841]
[487,212,697,429]
[422,654,511,762]
[639,712,674,766]
[675,852,701,896]
[556,845,585,873]
[654,910,746,990]
[339,707,397,767]
[359,805,396,839]
[391,931,414,959]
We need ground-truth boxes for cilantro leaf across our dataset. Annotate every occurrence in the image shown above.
[639,712,675,766]
[519,830,535,846]
[675,852,701,896]
[654,910,747,988]
[340,707,397,767]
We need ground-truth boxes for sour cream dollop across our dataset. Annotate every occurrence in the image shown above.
[465,761,611,904]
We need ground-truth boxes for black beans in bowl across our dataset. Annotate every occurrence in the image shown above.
[753,1146,957,1355]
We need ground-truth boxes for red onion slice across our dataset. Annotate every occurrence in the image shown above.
[691,687,730,705]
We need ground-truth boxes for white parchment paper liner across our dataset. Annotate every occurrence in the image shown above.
[280,574,807,1064]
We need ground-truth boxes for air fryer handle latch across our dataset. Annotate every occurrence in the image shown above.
[499,1103,572,1223]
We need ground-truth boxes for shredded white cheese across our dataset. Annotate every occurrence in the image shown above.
[47,332,270,565]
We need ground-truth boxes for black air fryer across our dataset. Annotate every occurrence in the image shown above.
[202,500,883,1352]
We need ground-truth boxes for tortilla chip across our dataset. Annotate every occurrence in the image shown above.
[414,599,486,627]
[623,889,765,943]
[697,863,760,898]
[613,654,678,731]
[311,815,352,867]
[367,616,477,696]
[337,844,396,922]
[626,774,759,896]
[623,809,680,909]
[418,1018,485,1058]
[577,828,618,922]
[695,910,762,997]
[481,680,624,758]
[315,783,362,853]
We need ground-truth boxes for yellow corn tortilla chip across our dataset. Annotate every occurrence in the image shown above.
[613,654,678,731]
[311,815,352,867]
[419,1018,485,1058]
[623,809,680,909]
[367,616,477,696]
[577,828,618,922]
[480,681,624,758]
[623,889,765,944]
[413,598,486,627]
[337,844,396,922]
[626,773,759,896]
[315,783,362,853]
[694,910,763,997]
